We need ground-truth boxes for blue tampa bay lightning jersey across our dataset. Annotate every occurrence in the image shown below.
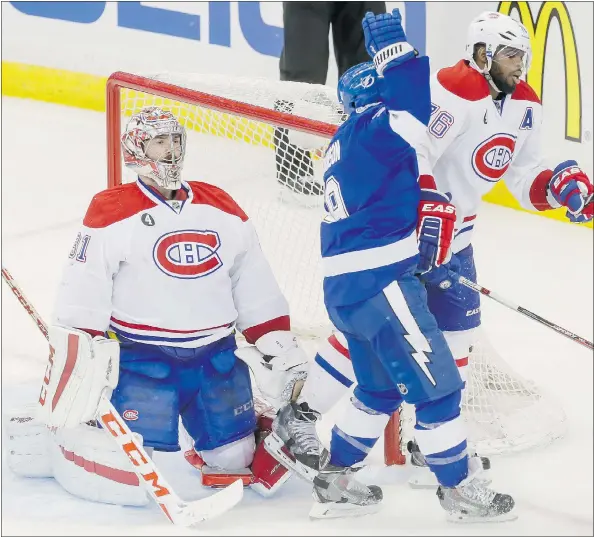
[321,56,431,306]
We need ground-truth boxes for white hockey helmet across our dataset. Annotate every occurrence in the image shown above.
[465,11,532,79]
[121,107,187,190]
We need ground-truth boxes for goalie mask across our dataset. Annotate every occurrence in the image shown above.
[465,11,532,95]
[121,107,187,189]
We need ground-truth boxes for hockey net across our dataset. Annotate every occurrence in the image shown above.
[106,71,566,464]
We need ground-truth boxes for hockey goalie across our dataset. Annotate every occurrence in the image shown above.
[4,107,311,507]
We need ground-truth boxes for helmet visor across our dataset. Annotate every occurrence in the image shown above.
[494,45,531,76]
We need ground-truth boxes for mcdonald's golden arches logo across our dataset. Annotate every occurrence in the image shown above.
[498,1,581,142]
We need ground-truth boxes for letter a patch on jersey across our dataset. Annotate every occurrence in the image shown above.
[520,107,534,130]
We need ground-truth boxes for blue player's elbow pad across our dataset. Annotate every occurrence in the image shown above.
[380,55,431,126]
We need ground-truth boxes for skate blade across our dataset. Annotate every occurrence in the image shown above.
[263,432,317,483]
[309,501,382,520]
[446,510,518,524]
[408,467,492,490]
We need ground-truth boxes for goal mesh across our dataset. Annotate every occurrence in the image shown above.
[107,71,566,459]
[396,329,567,457]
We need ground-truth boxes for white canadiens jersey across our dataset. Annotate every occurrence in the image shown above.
[415,60,556,253]
[54,179,289,347]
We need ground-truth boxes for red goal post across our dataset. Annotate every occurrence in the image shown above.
[104,71,566,468]
[106,71,338,189]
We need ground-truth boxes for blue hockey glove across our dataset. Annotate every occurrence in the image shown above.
[362,8,417,76]
[418,253,462,291]
[548,160,593,223]
[416,189,456,275]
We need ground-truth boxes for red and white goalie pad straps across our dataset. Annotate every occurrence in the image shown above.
[39,325,119,428]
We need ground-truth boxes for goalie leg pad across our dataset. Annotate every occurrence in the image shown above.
[4,404,52,477]
[50,423,149,506]
[40,325,119,429]
[4,406,148,506]
[250,436,291,497]
[200,434,256,470]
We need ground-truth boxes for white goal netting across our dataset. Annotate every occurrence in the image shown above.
[111,72,566,457]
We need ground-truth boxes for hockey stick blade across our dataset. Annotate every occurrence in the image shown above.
[2,264,244,525]
[97,395,244,526]
[173,479,244,526]
[449,271,593,351]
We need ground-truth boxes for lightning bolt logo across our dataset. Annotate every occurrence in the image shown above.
[408,344,437,386]
[384,282,438,387]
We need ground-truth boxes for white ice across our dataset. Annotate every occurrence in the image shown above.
[1,97,592,536]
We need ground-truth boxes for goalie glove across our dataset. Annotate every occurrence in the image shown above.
[417,187,456,275]
[235,331,309,410]
[39,326,119,429]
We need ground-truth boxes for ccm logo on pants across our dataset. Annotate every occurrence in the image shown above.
[234,401,253,416]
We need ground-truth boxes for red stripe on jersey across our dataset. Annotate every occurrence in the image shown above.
[511,81,541,104]
[110,316,232,334]
[437,60,490,102]
[84,183,157,228]
[455,356,469,368]
[462,214,477,223]
[60,446,139,486]
[328,334,351,360]
[188,182,249,222]
[529,169,554,211]
[52,333,79,411]
[77,328,104,338]
[242,315,291,344]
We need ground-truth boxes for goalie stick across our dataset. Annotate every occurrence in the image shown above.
[1,265,244,527]
[450,270,593,351]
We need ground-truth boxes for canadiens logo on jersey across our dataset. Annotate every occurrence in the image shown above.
[471,133,517,182]
[153,230,223,279]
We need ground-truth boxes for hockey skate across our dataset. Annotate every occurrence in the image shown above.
[436,457,516,523]
[309,450,383,519]
[407,439,491,489]
[263,402,322,483]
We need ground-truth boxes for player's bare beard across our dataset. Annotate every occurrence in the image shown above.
[490,63,517,96]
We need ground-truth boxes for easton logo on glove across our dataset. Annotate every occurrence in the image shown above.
[549,160,593,223]
[420,203,455,214]
[416,187,457,274]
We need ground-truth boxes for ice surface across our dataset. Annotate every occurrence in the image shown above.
[1,97,592,536]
